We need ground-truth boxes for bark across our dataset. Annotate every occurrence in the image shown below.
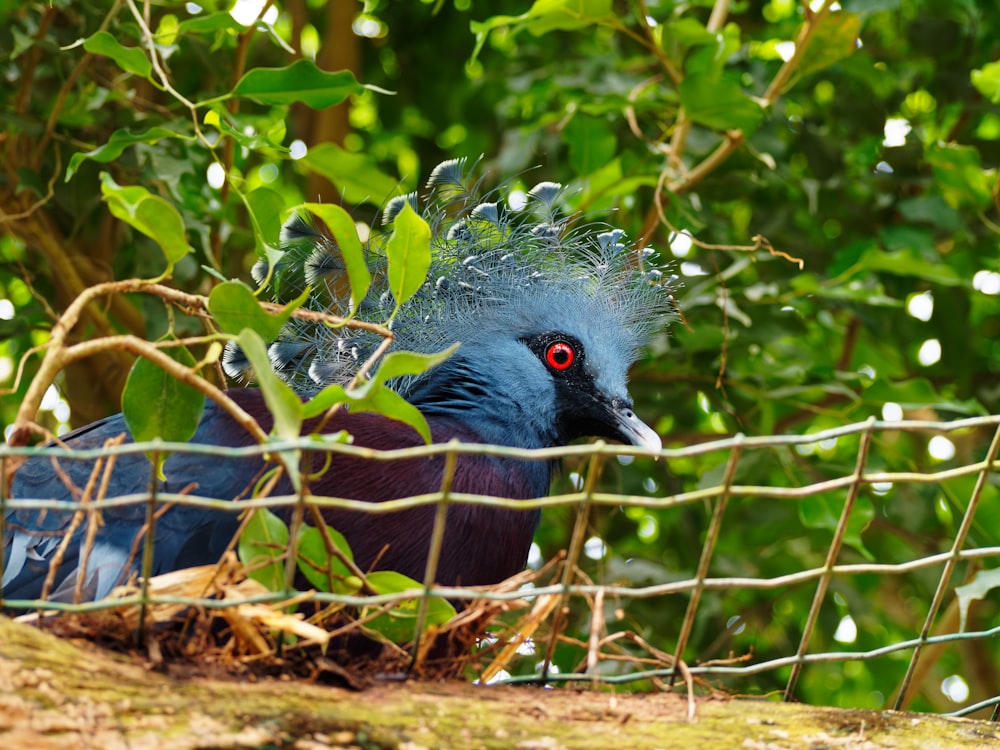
[1,615,997,749]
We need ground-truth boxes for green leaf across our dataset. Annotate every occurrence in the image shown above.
[684,24,742,77]
[562,115,617,176]
[210,116,271,150]
[300,203,372,312]
[361,570,458,643]
[876,225,933,255]
[232,60,365,109]
[971,60,1000,103]
[154,13,180,46]
[385,202,431,311]
[942,476,1000,549]
[666,17,717,48]
[471,0,614,61]
[296,525,362,595]
[851,246,963,286]
[796,11,861,79]
[790,273,900,306]
[520,0,614,35]
[302,384,437,443]
[896,196,965,233]
[568,158,660,213]
[238,508,290,592]
[300,385,351,421]
[177,11,244,34]
[956,567,1000,633]
[839,0,900,9]
[367,348,457,384]
[245,186,286,251]
[83,31,151,78]
[16,168,46,198]
[864,379,986,416]
[235,329,304,444]
[798,493,874,560]
[678,74,763,133]
[925,142,994,210]
[121,340,205,445]
[298,143,401,206]
[99,173,192,274]
[208,280,307,340]
[302,346,458,442]
[352,387,433,443]
[67,127,186,180]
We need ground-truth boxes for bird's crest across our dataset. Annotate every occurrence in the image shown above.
[223,158,677,395]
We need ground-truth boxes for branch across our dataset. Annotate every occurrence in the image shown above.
[762,0,837,106]
[5,279,394,449]
[664,0,731,166]
[664,0,838,195]
[666,130,744,194]
[4,615,989,748]
[29,0,130,170]
[633,0,683,86]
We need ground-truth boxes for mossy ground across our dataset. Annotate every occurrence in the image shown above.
[2,615,997,749]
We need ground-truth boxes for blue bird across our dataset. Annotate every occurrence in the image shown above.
[2,159,674,605]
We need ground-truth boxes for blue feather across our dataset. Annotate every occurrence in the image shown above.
[381,191,420,225]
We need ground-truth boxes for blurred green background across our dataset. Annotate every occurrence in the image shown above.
[1,0,998,715]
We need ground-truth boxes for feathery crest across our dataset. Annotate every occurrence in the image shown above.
[223,158,676,396]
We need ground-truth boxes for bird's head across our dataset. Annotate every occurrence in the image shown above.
[402,281,664,451]
[224,158,676,451]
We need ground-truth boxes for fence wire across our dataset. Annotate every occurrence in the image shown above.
[2,414,999,718]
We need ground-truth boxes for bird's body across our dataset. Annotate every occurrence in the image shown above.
[3,159,673,606]
[3,389,545,602]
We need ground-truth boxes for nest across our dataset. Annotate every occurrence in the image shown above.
[12,552,548,687]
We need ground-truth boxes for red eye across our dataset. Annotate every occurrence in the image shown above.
[545,341,575,371]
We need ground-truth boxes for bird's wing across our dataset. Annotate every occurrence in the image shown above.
[3,390,555,602]
[4,413,144,601]
[307,413,549,586]
[3,398,268,603]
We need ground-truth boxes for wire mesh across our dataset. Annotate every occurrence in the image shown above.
[2,414,999,718]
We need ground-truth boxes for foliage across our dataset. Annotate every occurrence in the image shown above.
[1,0,999,714]
[237,507,456,643]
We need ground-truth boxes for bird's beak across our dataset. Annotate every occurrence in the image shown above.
[610,404,662,453]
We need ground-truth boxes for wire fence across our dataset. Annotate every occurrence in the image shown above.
[2,414,999,719]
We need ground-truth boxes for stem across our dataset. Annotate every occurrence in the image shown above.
[6,278,393,447]
[666,0,730,166]
[633,0,683,86]
[31,0,123,167]
[666,130,744,193]
[664,0,836,195]
[13,5,58,116]
[706,0,730,33]
[762,0,837,105]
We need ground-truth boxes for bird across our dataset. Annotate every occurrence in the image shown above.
[2,158,674,606]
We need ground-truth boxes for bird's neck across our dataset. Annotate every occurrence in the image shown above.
[407,362,560,451]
